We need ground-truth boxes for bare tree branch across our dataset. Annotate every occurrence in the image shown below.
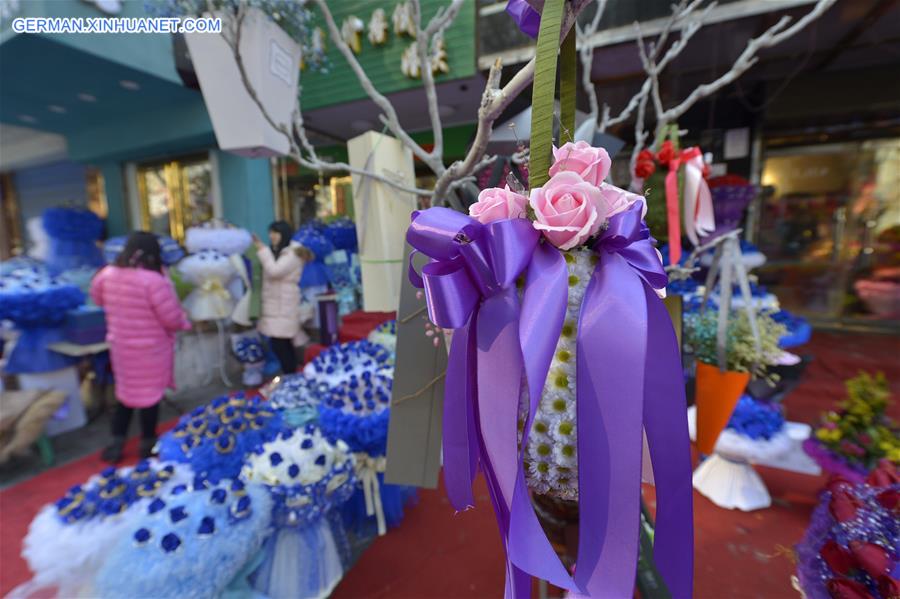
[655,0,836,136]
[410,0,464,165]
[433,0,593,201]
[220,6,433,196]
[309,0,444,174]
[576,0,609,129]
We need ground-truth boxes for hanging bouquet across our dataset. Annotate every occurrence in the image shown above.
[16,461,189,598]
[633,132,714,264]
[406,139,693,597]
[94,479,273,599]
[805,372,899,482]
[795,462,899,599]
[685,308,786,454]
[240,427,356,599]
[158,393,286,483]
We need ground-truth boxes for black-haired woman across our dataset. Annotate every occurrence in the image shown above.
[254,221,311,374]
[90,231,190,463]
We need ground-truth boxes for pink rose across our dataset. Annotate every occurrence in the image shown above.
[529,171,605,250]
[598,182,647,219]
[468,185,528,224]
[549,141,611,187]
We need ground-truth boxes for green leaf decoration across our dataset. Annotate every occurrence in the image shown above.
[559,28,577,145]
[529,0,566,189]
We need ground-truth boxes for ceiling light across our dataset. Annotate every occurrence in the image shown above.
[350,119,373,132]
[77,92,97,103]
[48,105,67,114]
[119,80,140,91]
[18,114,37,123]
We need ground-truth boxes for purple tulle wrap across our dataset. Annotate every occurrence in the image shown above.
[803,439,869,484]
[406,203,693,598]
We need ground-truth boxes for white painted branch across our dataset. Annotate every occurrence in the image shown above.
[411,0,464,167]
[657,0,836,130]
[310,0,443,174]
[433,0,592,201]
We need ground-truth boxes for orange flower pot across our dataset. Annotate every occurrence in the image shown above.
[694,361,751,454]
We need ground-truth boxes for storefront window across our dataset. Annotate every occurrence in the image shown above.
[136,156,213,242]
[756,139,900,327]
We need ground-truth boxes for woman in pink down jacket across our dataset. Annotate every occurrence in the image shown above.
[90,231,190,463]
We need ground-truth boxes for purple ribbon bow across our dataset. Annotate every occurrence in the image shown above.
[407,203,693,598]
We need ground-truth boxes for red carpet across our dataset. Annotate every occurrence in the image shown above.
[2,331,896,597]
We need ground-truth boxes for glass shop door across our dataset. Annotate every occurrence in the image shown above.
[136,155,213,243]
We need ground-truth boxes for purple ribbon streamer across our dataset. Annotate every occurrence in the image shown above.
[505,0,541,38]
[406,202,693,598]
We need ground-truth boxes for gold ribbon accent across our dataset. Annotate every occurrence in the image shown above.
[200,278,231,303]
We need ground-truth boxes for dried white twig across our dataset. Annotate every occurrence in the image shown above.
[654,0,836,136]
[433,0,592,202]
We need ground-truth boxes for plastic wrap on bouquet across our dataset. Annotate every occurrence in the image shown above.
[794,462,899,599]
[104,234,184,266]
[407,188,693,596]
[293,226,334,289]
[268,374,329,428]
[366,319,397,354]
[241,427,357,599]
[41,207,104,275]
[94,480,273,599]
[185,226,252,256]
[317,367,414,534]
[158,393,286,483]
[325,249,361,316]
[13,460,189,598]
[177,249,237,321]
[0,268,85,374]
[303,340,393,386]
[701,177,758,242]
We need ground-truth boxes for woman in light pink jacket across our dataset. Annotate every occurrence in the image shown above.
[90,232,190,463]
[255,221,310,374]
